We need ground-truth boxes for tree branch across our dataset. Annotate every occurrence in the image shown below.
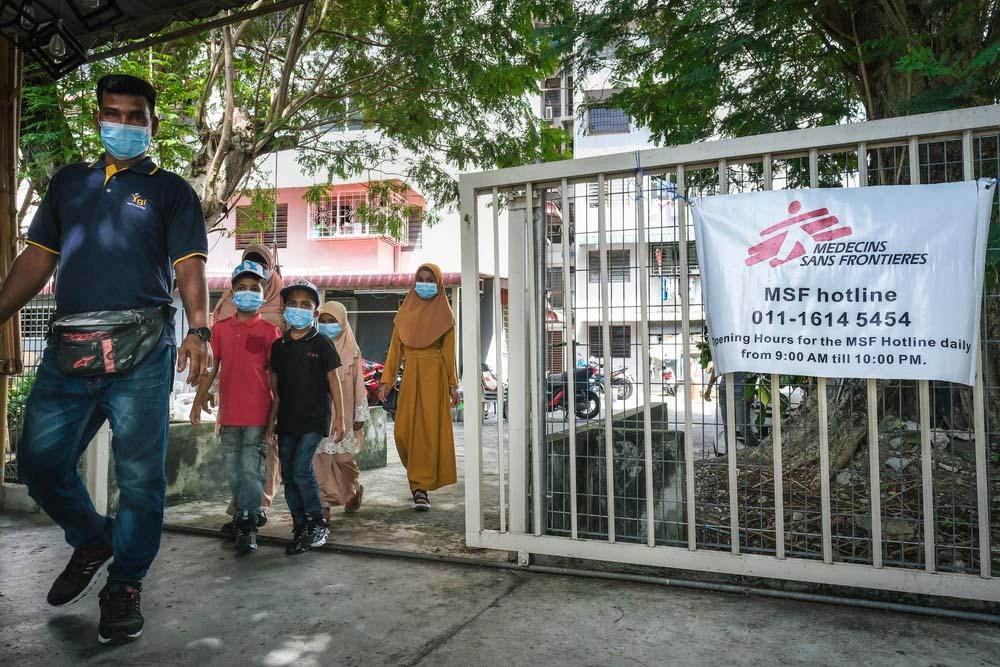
[204,24,236,196]
[270,1,310,123]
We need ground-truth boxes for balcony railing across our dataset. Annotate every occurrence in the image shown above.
[309,191,408,245]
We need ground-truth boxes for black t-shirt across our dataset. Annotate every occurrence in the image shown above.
[270,329,341,436]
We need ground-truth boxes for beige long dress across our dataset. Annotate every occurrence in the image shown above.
[314,302,368,509]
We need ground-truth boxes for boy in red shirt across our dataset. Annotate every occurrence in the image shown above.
[190,260,281,554]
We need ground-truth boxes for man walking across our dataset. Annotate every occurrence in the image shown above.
[0,74,210,645]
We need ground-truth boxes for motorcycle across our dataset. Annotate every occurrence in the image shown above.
[502,367,601,421]
[589,358,634,401]
[661,366,678,396]
[362,359,384,407]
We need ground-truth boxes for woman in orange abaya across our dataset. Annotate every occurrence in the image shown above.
[378,264,459,511]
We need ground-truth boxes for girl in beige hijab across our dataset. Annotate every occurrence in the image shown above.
[314,301,367,520]
[212,244,285,328]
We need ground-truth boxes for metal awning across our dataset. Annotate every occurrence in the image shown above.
[207,272,467,291]
[0,1,293,78]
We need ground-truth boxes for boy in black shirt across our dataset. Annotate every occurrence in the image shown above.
[267,279,345,555]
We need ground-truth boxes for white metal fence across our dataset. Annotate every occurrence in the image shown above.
[459,105,1000,602]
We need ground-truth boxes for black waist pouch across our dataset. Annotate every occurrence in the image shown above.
[50,307,171,376]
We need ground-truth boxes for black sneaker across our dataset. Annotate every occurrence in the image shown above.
[47,542,114,606]
[308,519,330,548]
[220,520,236,539]
[257,512,268,528]
[97,582,143,645]
[285,525,309,556]
[235,513,258,555]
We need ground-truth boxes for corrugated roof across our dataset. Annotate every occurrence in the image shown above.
[2,1,258,77]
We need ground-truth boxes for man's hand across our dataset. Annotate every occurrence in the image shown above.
[178,334,212,385]
[449,386,460,407]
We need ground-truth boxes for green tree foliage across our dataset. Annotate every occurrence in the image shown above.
[18,0,573,230]
[573,1,1000,145]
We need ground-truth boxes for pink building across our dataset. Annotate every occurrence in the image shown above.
[203,179,485,365]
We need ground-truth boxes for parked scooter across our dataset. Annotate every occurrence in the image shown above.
[362,359,384,406]
[502,367,601,420]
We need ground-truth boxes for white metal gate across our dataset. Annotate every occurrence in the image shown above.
[459,105,1000,602]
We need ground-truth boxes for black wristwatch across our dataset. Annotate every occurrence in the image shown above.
[187,327,212,343]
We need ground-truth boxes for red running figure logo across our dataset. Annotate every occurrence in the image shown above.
[745,200,852,267]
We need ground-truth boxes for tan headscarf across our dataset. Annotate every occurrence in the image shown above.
[393,263,454,349]
[212,244,285,325]
[319,301,361,369]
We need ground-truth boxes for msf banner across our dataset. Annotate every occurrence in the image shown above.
[692,180,993,386]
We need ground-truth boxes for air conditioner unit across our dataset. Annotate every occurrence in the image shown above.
[544,106,555,120]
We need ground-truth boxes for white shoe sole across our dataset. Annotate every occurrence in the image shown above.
[98,628,142,645]
[310,531,329,548]
[52,558,111,608]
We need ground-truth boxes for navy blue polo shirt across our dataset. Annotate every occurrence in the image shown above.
[27,156,208,341]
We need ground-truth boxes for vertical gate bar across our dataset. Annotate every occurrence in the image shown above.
[919,379,936,572]
[460,179,484,537]
[859,143,883,568]
[763,154,784,559]
[491,187,506,533]
[974,357,991,578]
[771,374,784,559]
[908,135,936,573]
[858,143,868,187]
[561,178,578,539]
[719,159,738,554]
[636,169,656,547]
[597,173,616,543]
[507,188,529,534]
[526,182,543,536]
[809,148,831,563]
[676,164,697,550]
[817,377,833,564]
[725,373,739,554]
[867,379,883,568]
[964,128,992,579]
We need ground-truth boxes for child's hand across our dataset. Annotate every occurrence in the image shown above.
[189,395,213,425]
[377,385,390,403]
[265,427,277,446]
[449,387,460,407]
[353,421,364,432]
[332,421,346,443]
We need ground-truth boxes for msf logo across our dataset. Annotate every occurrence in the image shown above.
[745,200,852,267]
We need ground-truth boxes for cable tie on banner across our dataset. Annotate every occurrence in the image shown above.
[984,177,997,190]
[661,180,694,206]
[634,150,644,201]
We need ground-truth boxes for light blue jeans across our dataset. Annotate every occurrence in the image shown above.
[220,426,268,519]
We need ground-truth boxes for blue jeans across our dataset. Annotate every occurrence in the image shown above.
[220,426,267,518]
[277,432,324,526]
[17,341,174,583]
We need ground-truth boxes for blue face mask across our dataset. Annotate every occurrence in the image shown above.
[99,121,152,160]
[283,306,315,330]
[233,290,264,313]
[318,323,342,340]
[414,282,438,300]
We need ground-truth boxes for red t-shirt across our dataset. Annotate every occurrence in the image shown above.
[211,314,282,427]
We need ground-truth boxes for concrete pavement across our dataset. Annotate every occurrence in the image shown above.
[2,513,999,667]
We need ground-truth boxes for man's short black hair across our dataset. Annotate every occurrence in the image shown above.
[96,74,156,114]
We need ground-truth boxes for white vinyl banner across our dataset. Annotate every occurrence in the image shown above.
[692,180,993,386]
